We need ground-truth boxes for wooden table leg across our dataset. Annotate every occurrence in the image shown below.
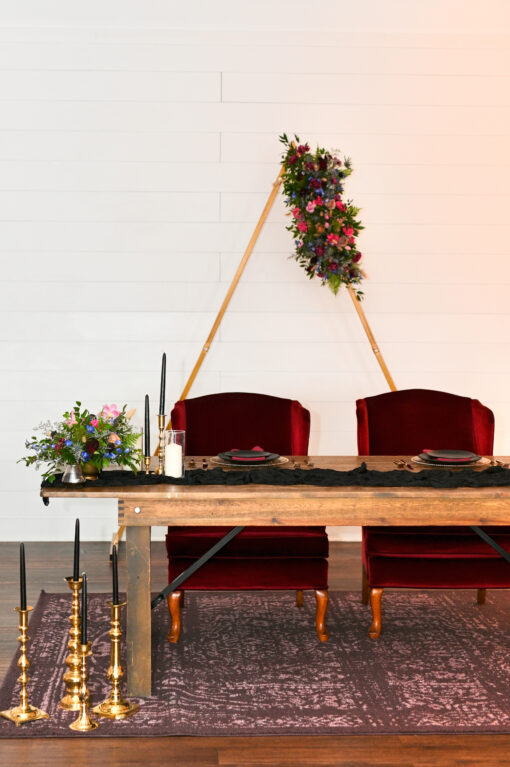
[126,525,151,697]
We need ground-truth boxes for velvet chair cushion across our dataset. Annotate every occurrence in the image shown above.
[168,557,328,590]
[167,392,327,589]
[166,526,329,558]
[356,388,500,590]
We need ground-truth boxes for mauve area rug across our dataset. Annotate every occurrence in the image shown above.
[1,590,510,738]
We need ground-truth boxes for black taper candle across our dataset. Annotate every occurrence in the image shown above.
[159,352,166,415]
[112,544,119,605]
[81,572,87,645]
[73,518,80,582]
[144,394,150,456]
[20,543,27,610]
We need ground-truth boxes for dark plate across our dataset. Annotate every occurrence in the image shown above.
[218,450,279,466]
[418,449,481,466]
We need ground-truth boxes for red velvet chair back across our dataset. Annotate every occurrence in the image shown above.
[170,392,310,456]
[356,388,494,457]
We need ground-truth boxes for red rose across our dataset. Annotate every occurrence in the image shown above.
[85,438,99,455]
[287,154,298,165]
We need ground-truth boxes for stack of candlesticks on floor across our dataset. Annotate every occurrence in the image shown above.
[0,518,139,730]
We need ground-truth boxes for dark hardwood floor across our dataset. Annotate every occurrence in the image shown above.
[0,541,509,766]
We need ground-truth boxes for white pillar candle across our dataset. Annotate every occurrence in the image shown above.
[165,441,183,478]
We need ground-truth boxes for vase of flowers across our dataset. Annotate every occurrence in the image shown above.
[280,133,364,299]
[20,402,143,483]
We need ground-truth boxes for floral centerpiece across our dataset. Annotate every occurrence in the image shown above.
[280,133,364,298]
[20,402,143,482]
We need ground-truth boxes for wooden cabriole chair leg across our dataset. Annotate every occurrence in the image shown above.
[361,565,369,605]
[369,587,383,639]
[477,588,487,605]
[296,589,304,607]
[167,590,182,643]
[315,589,330,642]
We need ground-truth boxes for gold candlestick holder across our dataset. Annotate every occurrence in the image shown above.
[60,576,84,710]
[0,606,49,726]
[69,641,98,731]
[155,414,166,475]
[93,601,139,719]
[144,455,151,475]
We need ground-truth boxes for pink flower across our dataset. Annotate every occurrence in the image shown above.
[65,409,77,427]
[335,200,345,211]
[297,221,308,233]
[306,201,316,213]
[90,418,99,427]
[292,207,302,218]
[343,227,354,238]
[314,197,323,206]
[101,404,121,420]
[327,233,339,245]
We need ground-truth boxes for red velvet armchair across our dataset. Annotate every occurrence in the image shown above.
[355,388,510,639]
[165,392,329,643]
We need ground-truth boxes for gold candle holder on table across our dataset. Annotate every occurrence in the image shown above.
[0,606,49,726]
[69,641,98,731]
[93,601,138,719]
[155,414,166,475]
[144,455,151,475]
[60,576,90,711]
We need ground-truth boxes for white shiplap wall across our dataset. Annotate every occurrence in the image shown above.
[1,1,510,541]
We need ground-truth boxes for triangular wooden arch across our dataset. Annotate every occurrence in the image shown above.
[168,157,396,422]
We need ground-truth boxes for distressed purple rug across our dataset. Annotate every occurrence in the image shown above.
[1,590,510,737]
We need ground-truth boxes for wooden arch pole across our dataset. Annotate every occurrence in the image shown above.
[347,286,397,391]
[166,162,287,426]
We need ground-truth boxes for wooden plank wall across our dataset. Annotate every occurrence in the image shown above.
[0,1,509,540]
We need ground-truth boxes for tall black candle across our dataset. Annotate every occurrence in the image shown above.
[20,543,27,610]
[144,394,150,456]
[159,353,166,415]
[73,518,80,582]
[112,544,119,605]
[81,572,87,645]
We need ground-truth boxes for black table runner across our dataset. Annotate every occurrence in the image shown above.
[42,464,510,490]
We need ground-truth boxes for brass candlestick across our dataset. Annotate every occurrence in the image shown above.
[0,606,49,726]
[60,576,88,710]
[69,642,98,731]
[155,414,166,475]
[144,455,151,475]
[93,601,139,719]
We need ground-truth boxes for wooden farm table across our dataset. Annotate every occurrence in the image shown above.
[40,455,510,696]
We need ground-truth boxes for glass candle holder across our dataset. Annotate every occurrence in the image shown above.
[165,431,185,478]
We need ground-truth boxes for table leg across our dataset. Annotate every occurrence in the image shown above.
[126,525,151,697]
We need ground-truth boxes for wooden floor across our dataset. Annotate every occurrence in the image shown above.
[1,540,509,766]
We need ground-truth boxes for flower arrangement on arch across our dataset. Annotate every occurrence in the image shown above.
[280,133,364,298]
[20,402,143,482]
